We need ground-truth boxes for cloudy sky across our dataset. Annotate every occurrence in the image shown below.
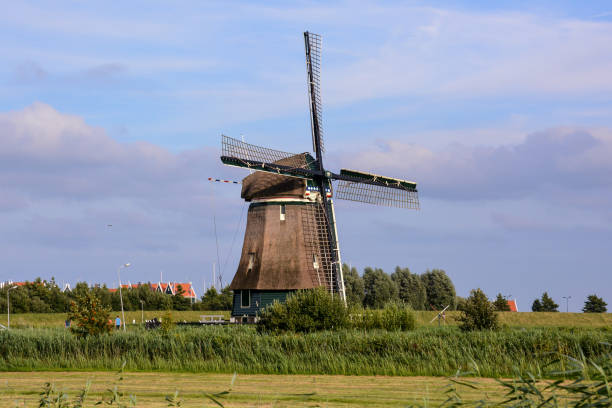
[2,1,611,311]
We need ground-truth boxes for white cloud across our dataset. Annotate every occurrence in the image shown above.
[340,127,612,205]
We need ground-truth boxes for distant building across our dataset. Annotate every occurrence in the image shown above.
[1,281,32,289]
[109,282,197,302]
[507,299,518,312]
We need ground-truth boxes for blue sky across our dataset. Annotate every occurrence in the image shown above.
[2,1,612,311]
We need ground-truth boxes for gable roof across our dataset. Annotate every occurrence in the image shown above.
[507,299,518,312]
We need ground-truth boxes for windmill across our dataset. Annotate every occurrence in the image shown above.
[220,32,420,321]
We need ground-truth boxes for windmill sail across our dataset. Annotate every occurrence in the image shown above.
[221,135,317,177]
[333,169,420,209]
[304,31,324,157]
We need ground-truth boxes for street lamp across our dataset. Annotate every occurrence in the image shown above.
[117,263,131,331]
[562,296,572,313]
[7,286,17,330]
[139,299,144,324]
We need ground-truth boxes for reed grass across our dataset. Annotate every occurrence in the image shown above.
[1,326,610,378]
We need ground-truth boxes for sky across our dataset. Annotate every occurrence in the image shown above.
[1,0,611,312]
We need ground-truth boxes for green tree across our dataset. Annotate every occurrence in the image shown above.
[420,269,456,310]
[457,288,499,331]
[172,284,193,311]
[583,294,607,313]
[540,292,559,312]
[531,298,542,312]
[363,267,398,309]
[342,264,365,307]
[200,286,233,310]
[493,293,511,311]
[67,291,112,337]
[391,266,427,310]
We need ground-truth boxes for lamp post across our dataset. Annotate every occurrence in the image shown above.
[139,299,144,324]
[562,296,571,313]
[7,286,17,329]
[117,263,131,331]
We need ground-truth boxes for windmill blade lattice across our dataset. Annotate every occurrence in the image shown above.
[305,32,324,155]
[333,169,420,209]
[335,181,420,209]
[221,135,316,172]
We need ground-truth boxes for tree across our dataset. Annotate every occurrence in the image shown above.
[172,284,192,311]
[363,267,398,309]
[532,292,558,312]
[493,293,511,311]
[531,299,542,312]
[540,292,559,312]
[342,264,365,307]
[391,266,427,310]
[200,286,233,310]
[420,269,456,310]
[457,288,499,331]
[67,292,112,337]
[583,294,607,313]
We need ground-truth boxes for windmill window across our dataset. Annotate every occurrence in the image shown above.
[246,253,255,275]
[280,204,286,221]
[313,254,319,270]
[241,290,251,308]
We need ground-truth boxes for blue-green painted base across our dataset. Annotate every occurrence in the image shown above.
[231,290,291,317]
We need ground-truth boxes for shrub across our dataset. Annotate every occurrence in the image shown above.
[456,288,499,331]
[160,311,174,334]
[257,288,348,333]
[351,301,416,331]
[67,292,112,337]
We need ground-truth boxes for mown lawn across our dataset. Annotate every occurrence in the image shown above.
[0,371,520,407]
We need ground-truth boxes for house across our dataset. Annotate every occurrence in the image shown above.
[1,281,31,289]
[507,299,518,312]
[109,281,197,302]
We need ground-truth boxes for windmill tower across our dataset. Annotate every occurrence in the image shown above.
[221,32,419,321]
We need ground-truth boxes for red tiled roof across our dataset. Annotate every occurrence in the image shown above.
[110,282,196,298]
[507,299,518,312]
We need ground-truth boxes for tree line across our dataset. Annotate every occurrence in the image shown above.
[0,278,232,314]
[343,265,457,310]
[1,272,607,314]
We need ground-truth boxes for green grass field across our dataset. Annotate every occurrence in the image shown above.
[0,370,540,407]
[0,310,230,329]
[1,310,610,329]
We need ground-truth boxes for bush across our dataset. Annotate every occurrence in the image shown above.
[457,288,499,331]
[67,292,112,337]
[351,301,416,331]
[160,311,174,334]
[257,288,348,333]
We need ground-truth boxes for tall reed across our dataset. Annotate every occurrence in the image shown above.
[0,326,610,378]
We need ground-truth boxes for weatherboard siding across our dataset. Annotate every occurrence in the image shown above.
[232,290,290,317]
